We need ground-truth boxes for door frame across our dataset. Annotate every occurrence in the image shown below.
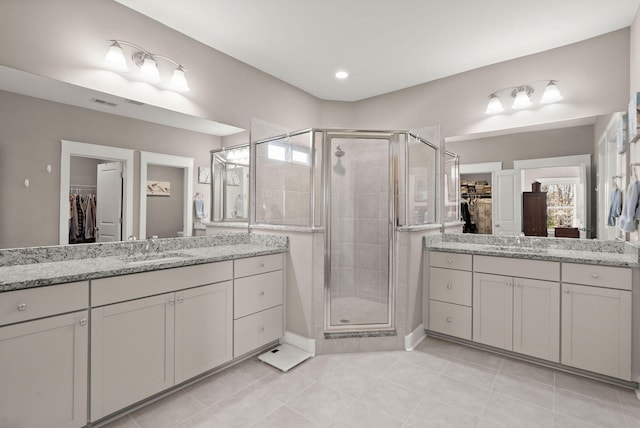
[60,140,134,244]
[514,154,591,238]
[139,151,193,240]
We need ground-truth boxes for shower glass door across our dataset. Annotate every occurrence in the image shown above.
[326,134,393,329]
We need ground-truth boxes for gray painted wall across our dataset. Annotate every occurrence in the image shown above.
[146,165,184,239]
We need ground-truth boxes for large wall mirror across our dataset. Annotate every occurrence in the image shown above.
[0,66,243,250]
[447,116,621,241]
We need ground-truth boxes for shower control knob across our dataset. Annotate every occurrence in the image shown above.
[446,317,452,323]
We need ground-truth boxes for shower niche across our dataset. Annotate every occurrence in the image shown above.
[251,128,457,333]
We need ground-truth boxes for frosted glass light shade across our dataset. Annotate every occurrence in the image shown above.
[104,43,129,72]
[169,67,190,92]
[541,81,563,104]
[140,57,160,82]
[485,94,504,114]
[512,87,532,109]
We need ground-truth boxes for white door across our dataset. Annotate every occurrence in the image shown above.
[90,294,175,421]
[96,162,123,242]
[472,273,513,350]
[493,169,520,235]
[0,311,88,428]
[561,284,631,380]
[513,278,560,362]
[576,163,588,238]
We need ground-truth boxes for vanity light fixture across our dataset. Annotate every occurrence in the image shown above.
[335,71,349,79]
[485,80,562,114]
[104,40,190,92]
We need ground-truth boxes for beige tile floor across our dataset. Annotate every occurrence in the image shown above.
[102,337,640,427]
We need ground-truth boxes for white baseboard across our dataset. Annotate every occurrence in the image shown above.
[281,331,316,356]
[405,324,426,351]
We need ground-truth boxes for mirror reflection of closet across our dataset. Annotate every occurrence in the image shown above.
[211,145,250,222]
[69,156,124,243]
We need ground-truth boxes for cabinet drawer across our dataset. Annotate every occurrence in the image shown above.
[474,255,559,282]
[234,305,283,357]
[234,270,283,319]
[92,261,233,306]
[429,268,472,306]
[0,281,88,326]
[562,263,631,290]
[428,300,472,340]
[430,251,472,271]
[234,253,283,278]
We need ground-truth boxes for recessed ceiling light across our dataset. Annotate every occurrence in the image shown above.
[335,71,349,79]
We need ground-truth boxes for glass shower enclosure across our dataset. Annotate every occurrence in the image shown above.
[252,128,444,332]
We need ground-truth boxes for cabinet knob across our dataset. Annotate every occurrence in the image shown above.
[514,282,520,287]
[446,258,452,264]
[79,318,87,326]
[591,273,599,279]
[177,297,184,304]
[505,281,512,286]
[563,288,570,294]
[259,291,265,297]
[168,298,175,305]
[259,262,265,268]
[16,303,26,312]
[446,317,452,323]
[258,326,265,333]
[446,283,452,289]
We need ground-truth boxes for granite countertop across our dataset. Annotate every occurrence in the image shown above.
[0,234,288,292]
[424,234,640,268]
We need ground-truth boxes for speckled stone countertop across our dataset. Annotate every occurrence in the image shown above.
[424,233,640,268]
[0,233,288,292]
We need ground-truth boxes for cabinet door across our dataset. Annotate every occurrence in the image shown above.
[91,293,175,421]
[513,278,559,362]
[0,311,88,428]
[561,284,631,380]
[473,273,513,350]
[175,281,233,384]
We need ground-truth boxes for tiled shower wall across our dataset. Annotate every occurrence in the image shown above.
[255,156,310,226]
[331,139,389,304]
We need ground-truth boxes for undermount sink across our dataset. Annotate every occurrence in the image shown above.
[121,252,191,264]
[495,246,546,254]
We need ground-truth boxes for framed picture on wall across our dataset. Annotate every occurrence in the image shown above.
[147,181,171,196]
[198,167,211,184]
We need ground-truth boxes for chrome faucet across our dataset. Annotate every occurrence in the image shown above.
[144,236,158,254]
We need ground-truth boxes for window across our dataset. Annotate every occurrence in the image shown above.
[542,183,576,228]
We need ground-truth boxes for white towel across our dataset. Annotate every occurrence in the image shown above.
[194,199,206,219]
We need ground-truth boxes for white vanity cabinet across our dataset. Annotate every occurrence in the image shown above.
[561,263,632,380]
[90,261,233,421]
[473,256,560,362]
[233,253,284,357]
[0,281,89,428]
[426,251,473,340]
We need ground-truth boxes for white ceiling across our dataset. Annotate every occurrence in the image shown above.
[115,0,640,102]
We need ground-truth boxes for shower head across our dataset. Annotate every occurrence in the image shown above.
[334,145,345,158]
